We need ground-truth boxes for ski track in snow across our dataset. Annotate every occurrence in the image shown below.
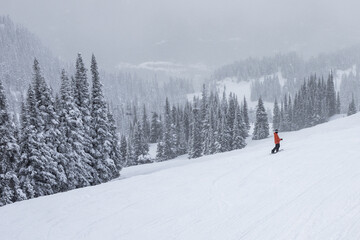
[1,114,360,240]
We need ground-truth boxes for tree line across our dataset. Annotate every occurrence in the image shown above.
[121,85,251,165]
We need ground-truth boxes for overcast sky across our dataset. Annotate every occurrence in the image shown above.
[2,0,360,71]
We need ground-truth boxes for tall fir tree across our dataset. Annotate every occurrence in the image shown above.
[141,105,150,142]
[120,135,127,166]
[73,53,96,182]
[326,73,336,117]
[242,96,250,131]
[0,80,26,206]
[336,92,341,114]
[149,112,160,143]
[107,107,122,170]
[19,61,58,197]
[232,107,246,150]
[58,69,94,189]
[189,108,202,158]
[161,98,175,160]
[90,54,118,182]
[347,94,357,116]
[252,97,269,140]
[132,120,149,164]
[272,98,281,131]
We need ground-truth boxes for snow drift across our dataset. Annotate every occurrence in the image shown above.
[1,113,360,240]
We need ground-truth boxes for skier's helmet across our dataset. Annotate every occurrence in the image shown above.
[275,129,278,133]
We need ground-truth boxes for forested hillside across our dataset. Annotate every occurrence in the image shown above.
[211,50,360,111]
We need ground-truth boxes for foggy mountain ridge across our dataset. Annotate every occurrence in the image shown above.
[3,0,360,71]
[211,47,360,82]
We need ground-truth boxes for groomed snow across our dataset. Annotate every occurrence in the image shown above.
[1,113,360,240]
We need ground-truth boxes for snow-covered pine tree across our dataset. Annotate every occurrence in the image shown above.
[149,112,160,143]
[126,137,135,166]
[242,96,250,131]
[18,63,57,197]
[326,73,336,117]
[207,110,216,154]
[287,95,293,130]
[73,53,96,183]
[226,93,236,148]
[282,94,291,131]
[90,54,118,182]
[0,80,26,206]
[320,78,329,122]
[161,98,175,160]
[272,98,281,131]
[183,102,191,145]
[200,84,209,149]
[189,108,202,158]
[141,105,150,142]
[252,97,269,140]
[156,140,164,160]
[336,92,341,114]
[107,107,122,171]
[18,88,36,199]
[232,107,246,150]
[133,120,148,164]
[170,105,179,156]
[347,94,357,116]
[220,116,232,152]
[120,135,127,166]
[214,119,222,153]
[33,59,66,194]
[58,69,94,189]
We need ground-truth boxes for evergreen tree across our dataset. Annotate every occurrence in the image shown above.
[141,105,150,141]
[326,73,336,117]
[272,98,281,131]
[252,97,269,140]
[90,54,118,182]
[18,88,36,199]
[161,98,174,160]
[0,80,26,206]
[126,138,135,166]
[120,135,127,165]
[58,69,93,189]
[242,96,250,131]
[156,141,164,160]
[107,108,122,171]
[33,59,66,194]
[232,107,246,150]
[73,53,95,182]
[348,94,357,116]
[336,92,341,114]
[220,116,232,152]
[19,62,58,197]
[133,121,144,163]
[207,111,216,154]
[149,112,160,143]
[189,108,202,158]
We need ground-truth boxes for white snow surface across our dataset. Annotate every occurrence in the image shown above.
[1,113,360,240]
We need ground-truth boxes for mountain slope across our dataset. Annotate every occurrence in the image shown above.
[1,114,360,240]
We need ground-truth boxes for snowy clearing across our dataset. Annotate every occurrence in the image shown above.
[1,113,360,240]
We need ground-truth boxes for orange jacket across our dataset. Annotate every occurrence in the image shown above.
[274,132,282,144]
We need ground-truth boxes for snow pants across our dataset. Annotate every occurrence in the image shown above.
[272,143,280,153]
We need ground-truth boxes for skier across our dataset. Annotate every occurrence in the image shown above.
[271,129,283,154]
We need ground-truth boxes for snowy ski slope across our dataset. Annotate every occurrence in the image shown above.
[1,114,360,240]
